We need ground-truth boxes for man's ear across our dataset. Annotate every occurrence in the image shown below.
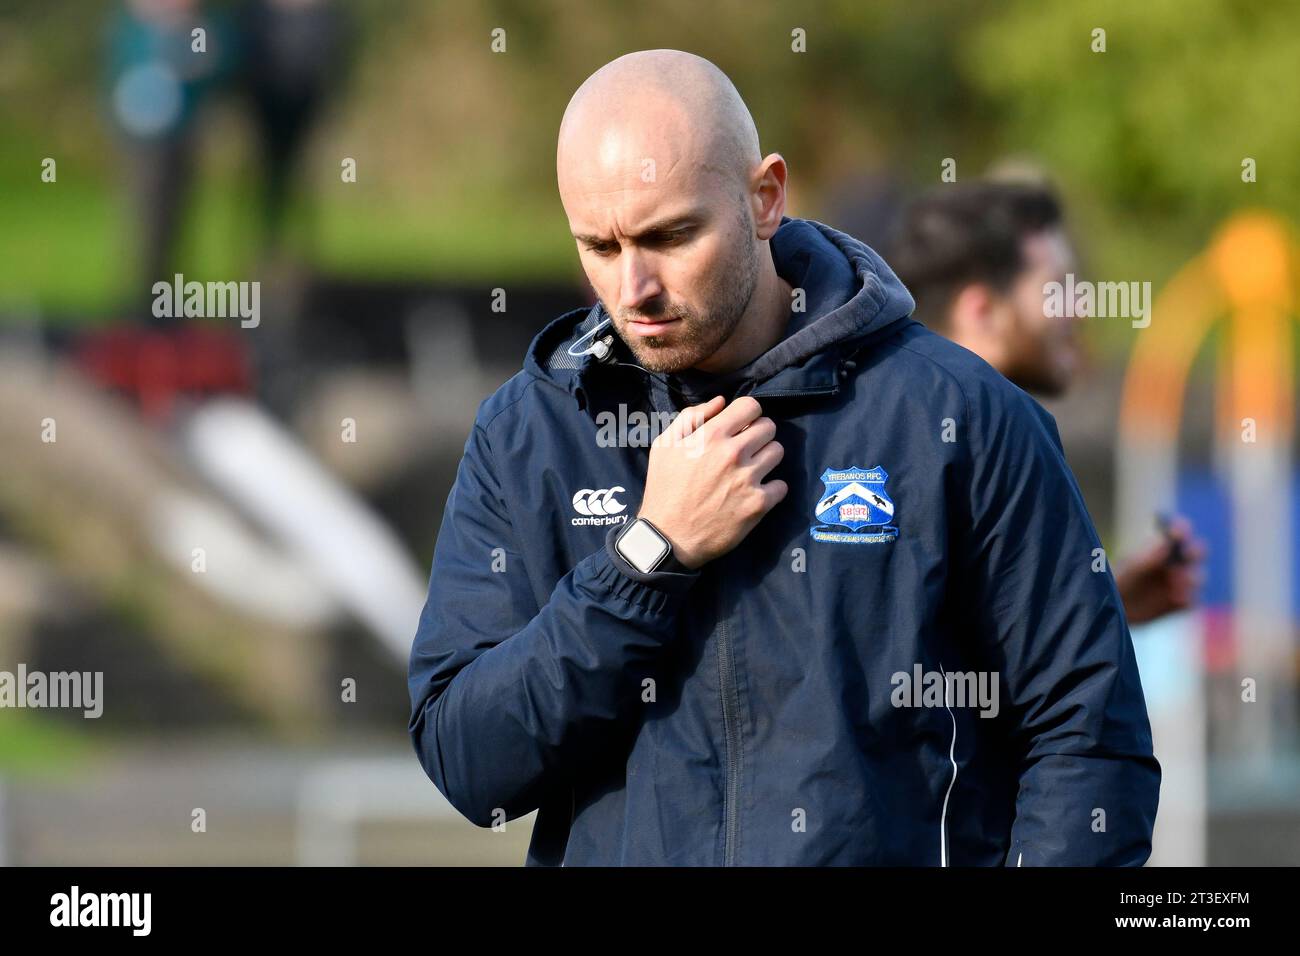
[750,153,787,240]
[948,283,998,341]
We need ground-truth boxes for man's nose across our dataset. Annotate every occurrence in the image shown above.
[618,248,663,312]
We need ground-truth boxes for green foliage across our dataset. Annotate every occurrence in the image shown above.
[965,0,1300,223]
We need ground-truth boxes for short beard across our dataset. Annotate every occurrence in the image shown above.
[611,207,760,374]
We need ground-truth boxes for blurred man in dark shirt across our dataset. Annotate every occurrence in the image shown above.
[890,180,1204,624]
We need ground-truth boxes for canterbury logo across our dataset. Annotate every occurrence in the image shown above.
[571,487,629,526]
[572,487,626,516]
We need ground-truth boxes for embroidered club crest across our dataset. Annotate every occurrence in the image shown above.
[810,465,899,544]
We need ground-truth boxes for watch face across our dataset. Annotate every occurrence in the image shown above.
[618,519,671,573]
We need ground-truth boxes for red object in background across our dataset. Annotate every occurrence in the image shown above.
[1202,605,1235,674]
[73,323,255,421]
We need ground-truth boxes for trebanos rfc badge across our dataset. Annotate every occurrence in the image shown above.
[811,465,899,544]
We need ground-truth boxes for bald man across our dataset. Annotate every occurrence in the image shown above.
[408,50,1160,866]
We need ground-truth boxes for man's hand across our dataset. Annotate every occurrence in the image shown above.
[637,395,788,569]
[1114,514,1207,624]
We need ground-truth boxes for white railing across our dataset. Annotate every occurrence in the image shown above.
[295,757,462,866]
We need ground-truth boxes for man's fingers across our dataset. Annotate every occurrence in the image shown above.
[735,417,777,458]
[745,439,784,478]
[758,478,789,511]
[1125,539,1169,573]
[705,395,764,438]
[665,395,724,442]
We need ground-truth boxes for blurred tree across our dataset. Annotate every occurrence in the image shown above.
[963,0,1300,225]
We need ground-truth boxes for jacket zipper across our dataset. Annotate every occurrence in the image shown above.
[716,585,742,866]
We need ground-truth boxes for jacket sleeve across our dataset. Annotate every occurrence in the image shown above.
[959,383,1161,866]
[407,411,699,827]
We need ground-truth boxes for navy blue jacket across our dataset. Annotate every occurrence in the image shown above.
[408,216,1160,866]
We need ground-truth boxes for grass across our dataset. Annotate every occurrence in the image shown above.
[0,119,576,321]
[0,709,95,777]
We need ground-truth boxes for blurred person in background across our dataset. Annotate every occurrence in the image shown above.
[106,0,232,320]
[888,180,1206,624]
[238,0,348,255]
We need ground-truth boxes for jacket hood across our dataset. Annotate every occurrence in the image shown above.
[523,216,916,405]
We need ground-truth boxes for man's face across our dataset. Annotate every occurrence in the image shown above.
[558,125,761,373]
[998,228,1081,397]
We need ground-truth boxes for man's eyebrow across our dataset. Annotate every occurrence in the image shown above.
[573,213,702,246]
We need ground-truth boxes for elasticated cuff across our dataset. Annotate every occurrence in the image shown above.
[589,523,701,610]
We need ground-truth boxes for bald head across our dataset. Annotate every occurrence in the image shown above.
[557,50,761,194]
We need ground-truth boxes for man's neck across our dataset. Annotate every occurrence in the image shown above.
[691,261,793,376]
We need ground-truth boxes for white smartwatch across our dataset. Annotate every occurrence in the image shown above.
[615,517,681,574]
